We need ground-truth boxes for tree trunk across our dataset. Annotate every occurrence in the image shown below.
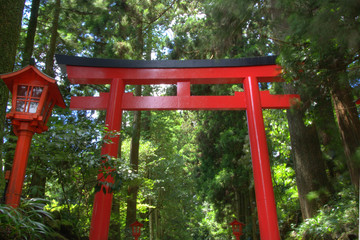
[285,83,332,219]
[0,0,25,198]
[313,93,342,180]
[21,0,40,67]
[248,185,258,240]
[155,208,161,240]
[125,85,142,239]
[0,0,25,74]
[109,197,121,240]
[330,78,360,190]
[149,198,154,240]
[45,0,61,77]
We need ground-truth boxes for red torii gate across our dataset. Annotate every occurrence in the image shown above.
[56,55,299,240]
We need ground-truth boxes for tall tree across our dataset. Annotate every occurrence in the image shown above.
[284,83,332,219]
[0,0,25,192]
[275,0,360,189]
[267,0,336,219]
[331,75,360,189]
[45,0,61,77]
[22,0,41,67]
[0,0,25,72]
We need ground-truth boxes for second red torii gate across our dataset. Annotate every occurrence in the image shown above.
[56,54,299,240]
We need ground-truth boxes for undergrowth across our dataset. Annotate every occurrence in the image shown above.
[288,187,359,240]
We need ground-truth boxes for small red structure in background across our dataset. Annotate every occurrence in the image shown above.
[130,220,143,240]
[230,220,245,240]
[4,170,11,181]
[1,65,65,207]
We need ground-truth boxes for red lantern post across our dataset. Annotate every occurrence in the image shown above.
[130,220,143,240]
[1,66,65,208]
[230,220,245,240]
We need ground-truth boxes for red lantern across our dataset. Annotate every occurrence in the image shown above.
[1,65,65,207]
[130,220,143,240]
[230,219,245,240]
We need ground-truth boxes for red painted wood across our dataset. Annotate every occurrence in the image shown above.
[5,123,34,207]
[1,66,66,208]
[244,76,280,240]
[70,91,299,111]
[177,81,191,96]
[65,63,299,240]
[1,65,65,108]
[70,92,110,110]
[66,65,281,85]
[89,79,124,240]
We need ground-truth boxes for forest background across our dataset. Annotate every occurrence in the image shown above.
[0,0,360,239]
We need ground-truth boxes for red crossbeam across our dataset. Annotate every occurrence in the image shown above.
[70,91,298,111]
[66,65,281,85]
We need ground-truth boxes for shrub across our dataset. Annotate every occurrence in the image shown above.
[289,187,358,240]
[0,198,53,239]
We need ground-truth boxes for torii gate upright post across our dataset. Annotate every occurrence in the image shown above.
[56,54,299,240]
[244,76,280,239]
[89,79,124,239]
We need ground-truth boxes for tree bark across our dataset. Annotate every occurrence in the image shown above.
[45,0,61,77]
[109,197,121,240]
[248,185,258,240]
[285,83,332,219]
[0,0,25,74]
[0,0,25,197]
[313,93,342,180]
[149,198,154,240]
[21,0,40,67]
[330,78,360,190]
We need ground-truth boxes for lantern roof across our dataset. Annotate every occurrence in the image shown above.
[0,65,66,109]
[230,219,245,226]
[130,220,144,227]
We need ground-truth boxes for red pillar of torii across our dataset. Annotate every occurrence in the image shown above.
[56,55,299,240]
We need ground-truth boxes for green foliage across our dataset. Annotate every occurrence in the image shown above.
[2,0,359,239]
[277,0,360,89]
[289,187,358,240]
[0,199,53,239]
[264,109,292,163]
[272,163,300,234]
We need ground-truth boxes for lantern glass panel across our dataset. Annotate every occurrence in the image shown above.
[29,102,39,113]
[17,85,28,97]
[15,101,26,112]
[31,87,43,97]
[15,85,44,113]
